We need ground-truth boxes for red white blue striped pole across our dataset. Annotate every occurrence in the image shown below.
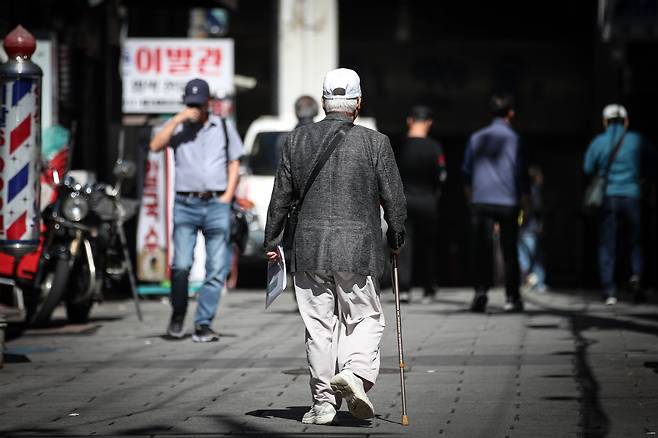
[0,25,43,256]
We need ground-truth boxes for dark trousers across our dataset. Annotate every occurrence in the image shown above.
[470,203,520,301]
[599,196,642,297]
[399,215,438,296]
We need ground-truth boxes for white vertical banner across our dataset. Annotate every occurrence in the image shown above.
[136,150,170,282]
[136,148,207,284]
[33,39,57,129]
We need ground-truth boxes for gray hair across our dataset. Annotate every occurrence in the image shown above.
[295,95,319,120]
[323,98,358,114]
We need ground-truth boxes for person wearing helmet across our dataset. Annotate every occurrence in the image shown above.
[584,104,656,304]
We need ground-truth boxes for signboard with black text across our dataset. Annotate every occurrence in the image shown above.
[121,38,234,114]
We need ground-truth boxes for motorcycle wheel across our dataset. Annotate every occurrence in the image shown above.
[30,258,72,326]
[65,249,99,324]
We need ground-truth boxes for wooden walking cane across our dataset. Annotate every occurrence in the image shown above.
[390,253,409,425]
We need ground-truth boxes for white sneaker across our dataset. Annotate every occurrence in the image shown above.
[605,297,617,306]
[330,370,375,419]
[527,273,539,288]
[301,402,337,425]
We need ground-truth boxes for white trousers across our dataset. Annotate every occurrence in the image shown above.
[294,271,386,405]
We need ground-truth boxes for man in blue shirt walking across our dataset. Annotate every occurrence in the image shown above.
[584,104,656,304]
[150,79,245,341]
[463,94,530,313]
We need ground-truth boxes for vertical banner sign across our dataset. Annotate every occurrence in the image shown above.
[0,77,41,253]
[121,38,234,114]
[33,39,56,130]
[136,149,170,282]
[136,148,208,284]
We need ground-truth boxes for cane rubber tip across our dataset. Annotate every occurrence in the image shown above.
[402,415,409,426]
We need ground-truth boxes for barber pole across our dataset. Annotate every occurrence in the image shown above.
[0,26,42,256]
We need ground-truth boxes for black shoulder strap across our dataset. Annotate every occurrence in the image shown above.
[221,117,229,170]
[602,130,626,177]
[297,122,354,207]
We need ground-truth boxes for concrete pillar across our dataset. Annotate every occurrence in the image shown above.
[277,0,338,116]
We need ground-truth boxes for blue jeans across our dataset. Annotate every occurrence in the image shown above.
[599,196,642,297]
[171,194,231,327]
[518,229,545,287]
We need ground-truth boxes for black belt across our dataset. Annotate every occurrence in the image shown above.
[177,191,225,200]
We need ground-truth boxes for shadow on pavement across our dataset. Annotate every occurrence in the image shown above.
[135,332,239,341]
[221,411,377,436]
[23,324,102,336]
[115,425,175,435]
[268,309,301,315]
[521,296,620,437]
[246,406,371,428]
[619,312,658,323]
[2,353,30,363]
[402,290,657,438]
[31,315,123,328]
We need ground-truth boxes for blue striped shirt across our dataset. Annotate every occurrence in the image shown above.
[168,115,244,192]
[462,118,529,206]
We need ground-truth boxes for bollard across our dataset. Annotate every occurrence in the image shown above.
[0,25,43,256]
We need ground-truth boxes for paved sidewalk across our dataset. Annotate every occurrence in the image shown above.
[1,287,657,437]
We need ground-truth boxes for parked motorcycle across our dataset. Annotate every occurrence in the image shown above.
[28,160,143,325]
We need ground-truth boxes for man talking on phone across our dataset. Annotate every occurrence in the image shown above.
[150,78,244,342]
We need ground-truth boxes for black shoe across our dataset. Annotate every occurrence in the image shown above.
[192,325,219,343]
[470,294,488,313]
[633,292,647,304]
[629,275,640,292]
[167,317,185,339]
[629,276,646,303]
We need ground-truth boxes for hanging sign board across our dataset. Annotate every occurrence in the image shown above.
[121,38,234,114]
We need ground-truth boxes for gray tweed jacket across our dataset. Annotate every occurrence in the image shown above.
[264,113,407,277]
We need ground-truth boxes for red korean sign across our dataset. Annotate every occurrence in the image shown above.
[122,38,234,114]
[136,149,171,282]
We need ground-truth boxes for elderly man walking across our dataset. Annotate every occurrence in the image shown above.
[264,68,406,425]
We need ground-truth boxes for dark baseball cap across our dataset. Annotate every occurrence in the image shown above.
[183,78,210,105]
[408,105,433,121]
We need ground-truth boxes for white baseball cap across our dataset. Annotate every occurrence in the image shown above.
[602,104,628,120]
[322,68,362,100]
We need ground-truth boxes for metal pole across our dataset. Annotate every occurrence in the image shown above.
[390,253,409,426]
[117,223,143,322]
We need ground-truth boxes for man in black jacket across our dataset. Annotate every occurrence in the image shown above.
[264,68,406,425]
[397,105,447,304]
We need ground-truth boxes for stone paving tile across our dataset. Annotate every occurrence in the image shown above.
[1,287,657,437]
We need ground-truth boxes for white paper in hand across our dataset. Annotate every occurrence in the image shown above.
[266,246,286,308]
